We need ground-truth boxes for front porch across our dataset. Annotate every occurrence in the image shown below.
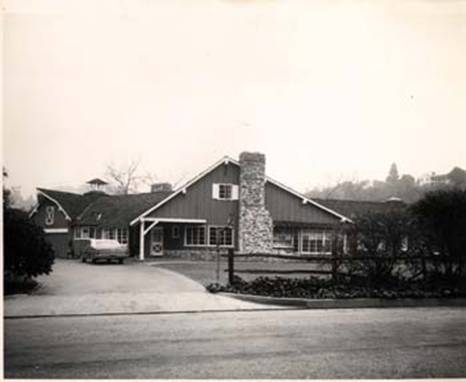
[130,218,209,261]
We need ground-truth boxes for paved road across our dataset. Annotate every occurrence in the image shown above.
[5,307,466,379]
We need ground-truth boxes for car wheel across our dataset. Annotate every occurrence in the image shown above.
[82,257,86,263]
[91,258,97,264]
[118,259,124,264]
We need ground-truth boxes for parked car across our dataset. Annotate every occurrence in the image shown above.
[82,239,128,264]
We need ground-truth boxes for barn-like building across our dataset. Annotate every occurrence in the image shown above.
[30,152,404,260]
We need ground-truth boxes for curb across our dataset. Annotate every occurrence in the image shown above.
[218,292,466,309]
[4,306,295,320]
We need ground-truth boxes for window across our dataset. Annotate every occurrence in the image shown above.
[209,226,233,247]
[273,227,294,249]
[172,226,180,239]
[212,183,239,200]
[103,228,115,240]
[117,228,128,244]
[185,225,206,246]
[293,231,300,252]
[45,206,55,225]
[302,231,332,254]
[74,226,96,240]
[219,184,232,199]
[81,226,90,239]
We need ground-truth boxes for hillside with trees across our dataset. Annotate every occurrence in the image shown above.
[306,164,466,203]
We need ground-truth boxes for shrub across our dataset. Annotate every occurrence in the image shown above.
[4,207,55,279]
[346,209,414,286]
[411,189,466,278]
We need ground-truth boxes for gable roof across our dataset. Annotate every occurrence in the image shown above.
[312,198,406,220]
[33,188,103,220]
[78,191,173,228]
[129,156,233,225]
[130,156,352,225]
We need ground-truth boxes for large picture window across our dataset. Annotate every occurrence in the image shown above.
[209,226,233,247]
[301,231,332,254]
[185,225,206,246]
[273,227,294,249]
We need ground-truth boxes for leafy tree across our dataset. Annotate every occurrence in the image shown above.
[3,170,54,279]
[411,189,466,276]
[346,208,413,286]
[447,167,466,188]
[386,163,399,184]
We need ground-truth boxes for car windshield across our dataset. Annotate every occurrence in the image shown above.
[90,239,122,249]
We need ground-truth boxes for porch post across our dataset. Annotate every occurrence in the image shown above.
[139,220,145,261]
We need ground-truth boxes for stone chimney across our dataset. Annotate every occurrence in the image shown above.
[238,152,273,253]
[151,182,172,193]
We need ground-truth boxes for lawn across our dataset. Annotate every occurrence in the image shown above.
[152,259,329,287]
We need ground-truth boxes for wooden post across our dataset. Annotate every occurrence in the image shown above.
[139,220,145,261]
[228,247,235,285]
[216,228,221,283]
[331,233,338,283]
[421,256,427,282]
[331,252,337,283]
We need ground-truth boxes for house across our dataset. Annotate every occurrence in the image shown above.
[30,152,405,260]
[419,167,466,188]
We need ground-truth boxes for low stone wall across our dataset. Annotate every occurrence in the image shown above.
[162,248,331,263]
[164,249,229,261]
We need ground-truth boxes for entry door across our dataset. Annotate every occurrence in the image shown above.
[150,227,164,256]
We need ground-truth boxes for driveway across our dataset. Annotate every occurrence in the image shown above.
[4,259,279,317]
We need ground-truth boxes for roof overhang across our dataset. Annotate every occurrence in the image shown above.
[141,217,207,224]
[130,156,233,226]
[129,155,353,226]
[33,189,72,221]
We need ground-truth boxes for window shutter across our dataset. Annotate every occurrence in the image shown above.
[212,183,219,199]
[231,185,239,200]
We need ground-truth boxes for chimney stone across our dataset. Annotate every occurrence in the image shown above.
[238,152,273,253]
[151,183,172,193]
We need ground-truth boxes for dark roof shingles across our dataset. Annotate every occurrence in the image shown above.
[77,191,172,228]
[312,198,406,220]
[37,188,102,219]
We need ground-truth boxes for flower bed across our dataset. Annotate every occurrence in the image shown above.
[206,275,466,299]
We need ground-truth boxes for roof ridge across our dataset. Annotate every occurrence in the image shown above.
[313,197,392,204]
[37,187,83,197]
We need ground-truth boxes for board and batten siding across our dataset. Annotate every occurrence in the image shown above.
[31,198,71,258]
[265,182,341,226]
[148,162,240,226]
[32,198,69,229]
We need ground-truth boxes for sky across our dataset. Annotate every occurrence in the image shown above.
[3,0,466,199]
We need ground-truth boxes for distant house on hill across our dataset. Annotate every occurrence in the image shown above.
[421,167,466,188]
[30,152,405,260]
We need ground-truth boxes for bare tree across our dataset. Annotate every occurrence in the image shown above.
[105,160,153,194]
